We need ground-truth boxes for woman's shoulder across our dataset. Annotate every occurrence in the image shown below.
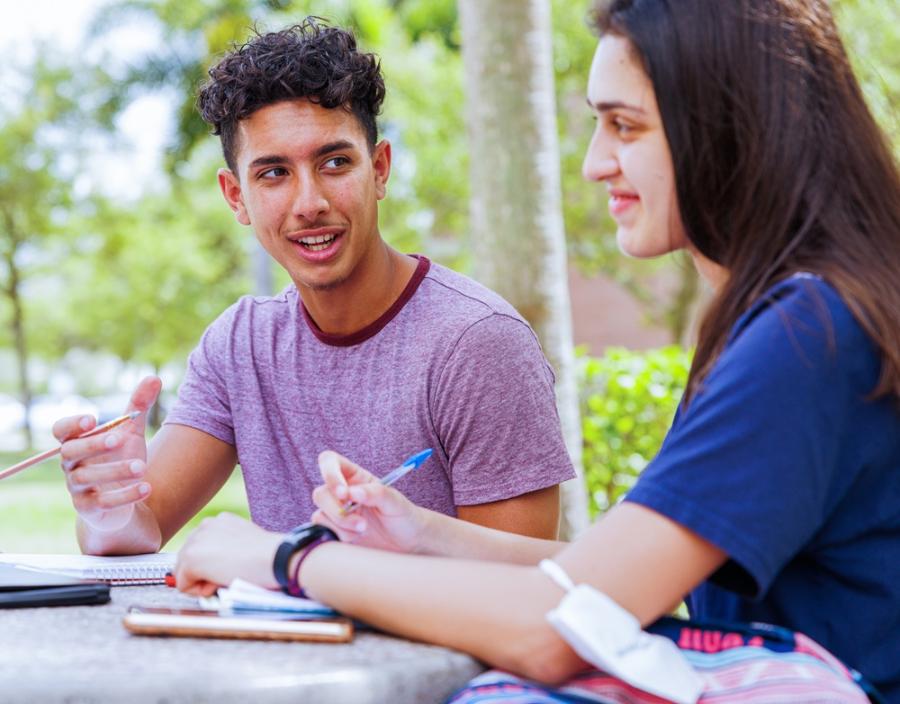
[719,273,881,400]
[732,275,869,355]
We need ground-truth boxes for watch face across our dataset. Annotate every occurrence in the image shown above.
[289,521,315,536]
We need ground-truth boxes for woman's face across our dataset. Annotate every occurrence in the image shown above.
[583,35,687,259]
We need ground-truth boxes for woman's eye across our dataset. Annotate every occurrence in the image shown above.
[612,119,634,136]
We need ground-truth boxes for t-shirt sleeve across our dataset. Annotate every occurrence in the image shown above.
[431,313,576,505]
[163,305,238,446]
[625,281,877,599]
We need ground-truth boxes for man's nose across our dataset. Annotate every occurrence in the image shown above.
[292,174,330,222]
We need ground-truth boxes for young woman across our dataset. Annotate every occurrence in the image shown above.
[175,0,900,700]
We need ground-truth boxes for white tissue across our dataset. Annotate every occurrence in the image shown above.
[545,581,703,704]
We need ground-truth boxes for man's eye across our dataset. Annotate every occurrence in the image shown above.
[323,156,350,169]
[260,167,288,178]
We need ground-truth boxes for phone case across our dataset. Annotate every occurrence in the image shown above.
[0,584,111,609]
[123,606,354,642]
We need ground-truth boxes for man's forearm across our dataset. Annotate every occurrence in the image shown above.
[77,502,163,556]
[419,509,565,564]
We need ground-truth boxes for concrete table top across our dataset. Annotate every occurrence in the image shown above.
[0,585,484,704]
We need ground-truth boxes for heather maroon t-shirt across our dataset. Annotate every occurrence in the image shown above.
[165,256,575,531]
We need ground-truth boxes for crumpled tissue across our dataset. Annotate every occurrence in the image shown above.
[540,559,703,704]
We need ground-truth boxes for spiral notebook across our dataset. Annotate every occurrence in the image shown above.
[0,553,176,586]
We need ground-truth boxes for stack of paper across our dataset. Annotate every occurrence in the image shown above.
[199,578,337,615]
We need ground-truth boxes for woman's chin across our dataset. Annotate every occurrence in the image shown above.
[616,225,684,260]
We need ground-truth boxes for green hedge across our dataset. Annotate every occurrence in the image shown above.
[579,346,691,517]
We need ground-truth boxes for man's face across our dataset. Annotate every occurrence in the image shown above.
[219,99,390,292]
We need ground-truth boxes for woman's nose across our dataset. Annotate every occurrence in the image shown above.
[582,128,619,182]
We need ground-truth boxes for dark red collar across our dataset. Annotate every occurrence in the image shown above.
[300,255,431,347]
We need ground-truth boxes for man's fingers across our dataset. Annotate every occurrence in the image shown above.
[92,481,151,509]
[124,376,162,431]
[52,414,96,443]
[67,460,145,491]
[60,432,127,465]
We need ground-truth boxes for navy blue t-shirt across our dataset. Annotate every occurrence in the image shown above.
[626,275,900,700]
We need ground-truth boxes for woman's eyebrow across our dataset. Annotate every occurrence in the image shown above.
[586,97,646,114]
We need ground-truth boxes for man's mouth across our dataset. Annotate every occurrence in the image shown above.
[297,233,338,252]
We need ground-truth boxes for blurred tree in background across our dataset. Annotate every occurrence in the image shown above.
[0,0,897,551]
[0,0,896,438]
[0,52,122,445]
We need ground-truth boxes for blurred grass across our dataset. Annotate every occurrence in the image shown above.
[0,450,249,554]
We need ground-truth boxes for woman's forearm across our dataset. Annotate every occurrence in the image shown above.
[301,541,583,682]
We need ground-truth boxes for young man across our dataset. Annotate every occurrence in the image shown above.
[54,19,574,555]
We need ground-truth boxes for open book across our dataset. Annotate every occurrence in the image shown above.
[0,553,176,586]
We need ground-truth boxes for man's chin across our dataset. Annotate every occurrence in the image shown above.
[299,272,349,292]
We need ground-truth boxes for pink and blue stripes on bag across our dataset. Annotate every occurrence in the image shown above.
[447,618,881,703]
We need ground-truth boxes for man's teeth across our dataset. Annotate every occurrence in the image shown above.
[298,234,337,251]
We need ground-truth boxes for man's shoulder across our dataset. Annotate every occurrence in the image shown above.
[405,262,549,372]
[417,261,525,323]
[211,286,298,330]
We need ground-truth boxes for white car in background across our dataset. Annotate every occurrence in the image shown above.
[27,396,99,449]
[0,393,25,436]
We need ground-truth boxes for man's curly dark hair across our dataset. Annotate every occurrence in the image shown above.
[198,17,386,173]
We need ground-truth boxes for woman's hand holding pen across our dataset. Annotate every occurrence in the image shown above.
[52,376,161,532]
[311,450,433,554]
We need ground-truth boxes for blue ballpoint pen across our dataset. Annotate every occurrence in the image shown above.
[339,449,433,516]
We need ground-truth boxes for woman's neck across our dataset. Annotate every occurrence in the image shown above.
[688,248,728,291]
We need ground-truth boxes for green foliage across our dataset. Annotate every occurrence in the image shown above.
[53,175,249,370]
[580,345,690,516]
[833,0,900,154]
[0,454,249,552]
[2,0,898,383]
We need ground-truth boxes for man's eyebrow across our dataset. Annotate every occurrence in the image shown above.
[247,140,359,170]
[313,140,357,158]
[586,97,646,114]
[248,154,287,170]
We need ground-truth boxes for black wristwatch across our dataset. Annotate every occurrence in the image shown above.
[273,522,339,595]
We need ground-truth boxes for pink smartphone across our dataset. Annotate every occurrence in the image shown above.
[123,605,353,643]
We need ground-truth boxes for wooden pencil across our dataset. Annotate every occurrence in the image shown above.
[0,410,142,481]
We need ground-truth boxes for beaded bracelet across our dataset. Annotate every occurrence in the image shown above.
[273,522,338,595]
[288,535,333,598]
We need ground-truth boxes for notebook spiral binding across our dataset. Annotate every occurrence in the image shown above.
[82,563,170,586]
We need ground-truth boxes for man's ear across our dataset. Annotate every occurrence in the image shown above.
[372,140,392,201]
[218,168,250,226]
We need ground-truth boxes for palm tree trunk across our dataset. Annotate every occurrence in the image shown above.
[458,0,589,538]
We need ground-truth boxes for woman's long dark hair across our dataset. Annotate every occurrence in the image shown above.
[591,0,900,404]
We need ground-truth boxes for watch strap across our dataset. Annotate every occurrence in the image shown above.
[273,523,338,595]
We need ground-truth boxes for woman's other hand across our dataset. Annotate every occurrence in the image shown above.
[175,512,282,596]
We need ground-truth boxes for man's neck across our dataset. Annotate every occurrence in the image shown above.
[299,245,418,336]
